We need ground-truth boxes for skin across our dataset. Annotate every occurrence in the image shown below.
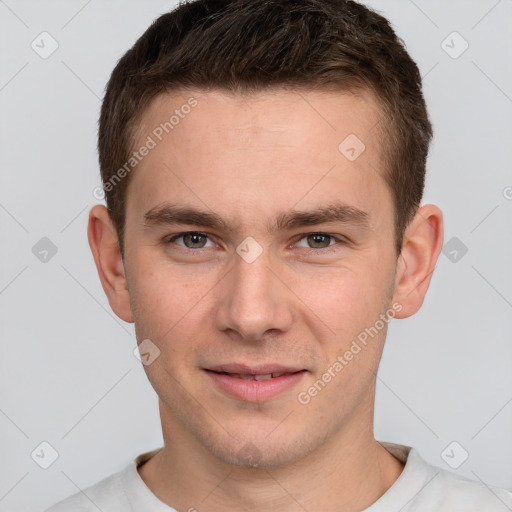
[88,88,443,511]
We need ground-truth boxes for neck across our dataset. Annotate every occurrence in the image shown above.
[138,394,404,511]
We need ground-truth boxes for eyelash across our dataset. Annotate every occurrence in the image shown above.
[163,231,348,254]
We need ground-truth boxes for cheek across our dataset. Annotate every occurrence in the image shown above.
[130,252,203,322]
[292,263,385,335]
[128,254,218,369]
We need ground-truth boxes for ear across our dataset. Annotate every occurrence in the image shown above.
[87,205,133,323]
[392,204,444,318]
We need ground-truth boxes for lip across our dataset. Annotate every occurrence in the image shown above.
[204,364,307,402]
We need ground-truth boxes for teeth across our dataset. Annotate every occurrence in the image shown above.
[236,374,255,380]
[254,373,273,381]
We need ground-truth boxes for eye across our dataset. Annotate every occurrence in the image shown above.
[294,233,346,252]
[165,231,216,249]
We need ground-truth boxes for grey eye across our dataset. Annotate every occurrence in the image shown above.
[181,233,208,248]
[296,233,335,249]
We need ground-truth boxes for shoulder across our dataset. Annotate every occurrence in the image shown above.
[44,449,164,512]
[377,442,512,512]
[403,447,512,511]
[44,468,129,512]
[422,467,512,511]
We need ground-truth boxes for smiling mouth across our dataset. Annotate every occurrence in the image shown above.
[204,368,307,401]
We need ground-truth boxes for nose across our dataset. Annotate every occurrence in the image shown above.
[214,245,294,343]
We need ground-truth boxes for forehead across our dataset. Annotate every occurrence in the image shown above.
[135,87,383,150]
[126,88,390,230]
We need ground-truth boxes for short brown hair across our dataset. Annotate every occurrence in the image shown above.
[98,0,432,256]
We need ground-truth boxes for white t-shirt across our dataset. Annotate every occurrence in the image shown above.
[45,441,512,511]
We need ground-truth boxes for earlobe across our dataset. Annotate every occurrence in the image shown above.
[87,205,134,323]
[392,204,444,319]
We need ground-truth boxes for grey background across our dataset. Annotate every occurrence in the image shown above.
[0,0,511,510]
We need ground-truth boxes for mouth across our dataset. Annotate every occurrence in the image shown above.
[204,365,307,402]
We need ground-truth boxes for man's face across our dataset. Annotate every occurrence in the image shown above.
[123,88,399,468]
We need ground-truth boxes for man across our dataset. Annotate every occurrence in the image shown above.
[46,0,512,510]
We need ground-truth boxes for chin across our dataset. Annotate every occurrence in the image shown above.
[200,423,319,470]
[212,443,299,469]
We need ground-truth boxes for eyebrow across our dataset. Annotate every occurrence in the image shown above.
[143,202,370,234]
